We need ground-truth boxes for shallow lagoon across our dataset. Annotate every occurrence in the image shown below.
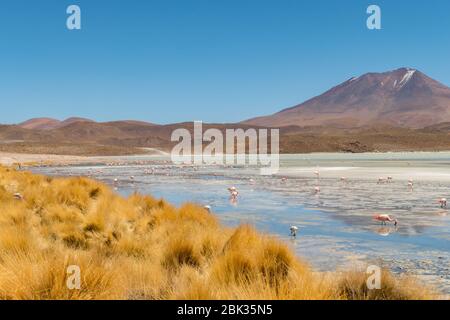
[34,152,450,295]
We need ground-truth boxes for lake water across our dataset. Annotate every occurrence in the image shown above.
[34,152,450,295]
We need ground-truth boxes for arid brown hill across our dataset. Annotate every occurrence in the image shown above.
[1,120,450,155]
[2,67,450,155]
[18,117,95,130]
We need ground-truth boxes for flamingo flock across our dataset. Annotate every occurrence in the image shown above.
[219,168,447,236]
[377,176,394,184]
[92,163,447,238]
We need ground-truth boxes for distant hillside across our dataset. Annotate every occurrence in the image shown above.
[244,68,450,129]
[3,67,450,155]
[1,121,450,155]
[19,118,61,130]
[18,117,94,130]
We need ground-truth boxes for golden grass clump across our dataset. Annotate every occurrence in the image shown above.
[0,165,437,300]
[336,269,435,300]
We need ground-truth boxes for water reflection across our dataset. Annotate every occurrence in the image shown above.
[374,226,397,237]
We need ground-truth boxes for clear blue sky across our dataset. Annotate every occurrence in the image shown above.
[1,0,449,124]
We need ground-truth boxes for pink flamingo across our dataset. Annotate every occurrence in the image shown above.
[228,186,237,194]
[373,214,398,226]
[228,186,239,200]
[438,198,447,208]
[314,186,320,194]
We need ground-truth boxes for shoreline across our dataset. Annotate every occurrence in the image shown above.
[3,150,450,169]
[0,148,170,167]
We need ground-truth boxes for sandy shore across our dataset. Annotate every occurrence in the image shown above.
[4,151,450,184]
[0,152,90,166]
[0,148,170,167]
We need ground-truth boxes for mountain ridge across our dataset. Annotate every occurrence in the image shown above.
[244,68,450,128]
[18,117,94,130]
[3,68,450,155]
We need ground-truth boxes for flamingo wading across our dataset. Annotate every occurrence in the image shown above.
[373,214,398,226]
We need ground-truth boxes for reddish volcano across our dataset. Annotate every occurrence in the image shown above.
[244,68,450,128]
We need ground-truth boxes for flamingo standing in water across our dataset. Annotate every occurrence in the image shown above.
[373,214,398,226]
[228,186,237,194]
[228,187,239,200]
[438,198,447,208]
[313,169,320,194]
[290,226,299,237]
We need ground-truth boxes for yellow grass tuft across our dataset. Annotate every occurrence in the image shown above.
[0,165,438,300]
[336,269,435,300]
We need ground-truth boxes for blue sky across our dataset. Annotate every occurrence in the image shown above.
[0,0,449,124]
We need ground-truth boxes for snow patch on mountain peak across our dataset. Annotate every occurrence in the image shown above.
[397,69,416,89]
